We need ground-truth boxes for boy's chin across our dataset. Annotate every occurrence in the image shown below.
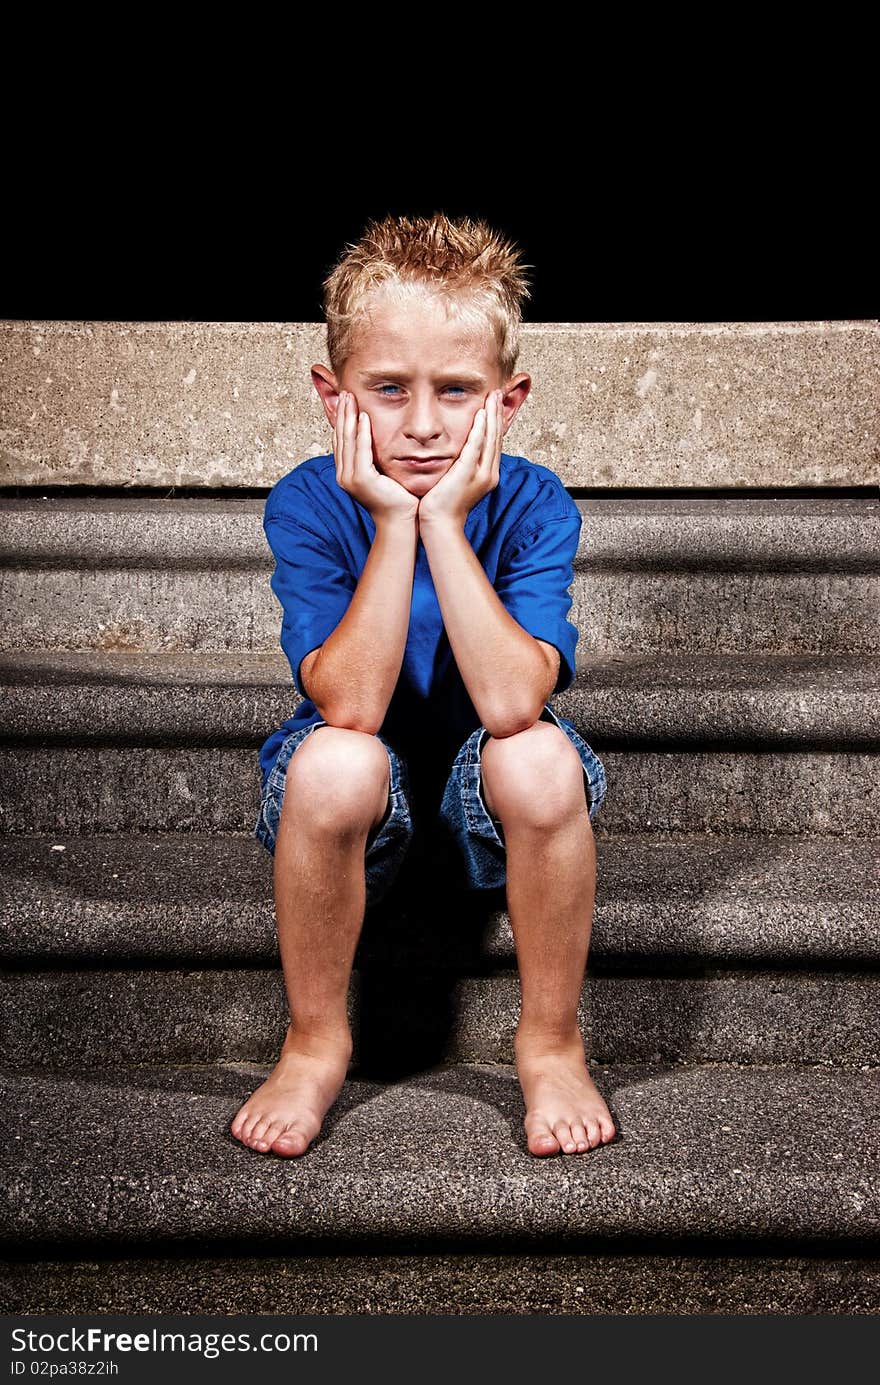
[383,464,443,495]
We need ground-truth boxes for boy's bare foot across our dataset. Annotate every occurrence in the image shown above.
[230,1025,354,1157]
[514,1028,617,1156]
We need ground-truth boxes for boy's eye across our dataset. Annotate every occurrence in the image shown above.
[375,384,468,396]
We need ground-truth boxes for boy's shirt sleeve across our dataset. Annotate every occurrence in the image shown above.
[263,508,356,700]
[493,501,582,696]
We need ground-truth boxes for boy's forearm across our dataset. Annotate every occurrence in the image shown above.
[419,516,555,737]
[307,515,417,734]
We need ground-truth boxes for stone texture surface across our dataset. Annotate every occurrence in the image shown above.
[570,572,880,657]
[4,562,880,658]
[1,321,877,487]
[2,967,878,1067]
[1,830,878,966]
[1,434,877,1315]
[1,498,878,656]
[4,1250,879,1315]
[2,738,876,835]
[564,654,880,744]
[3,1063,878,1245]
[2,649,880,745]
[2,496,878,566]
[3,498,875,659]
[590,748,879,835]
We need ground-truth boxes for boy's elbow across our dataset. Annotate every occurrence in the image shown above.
[321,708,384,737]
[312,686,384,736]
[300,647,384,736]
[483,718,524,741]
[482,648,559,738]
[482,692,546,740]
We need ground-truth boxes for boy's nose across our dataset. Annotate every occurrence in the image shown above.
[405,402,443,437]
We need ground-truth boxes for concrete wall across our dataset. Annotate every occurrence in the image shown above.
[1,320,877,488]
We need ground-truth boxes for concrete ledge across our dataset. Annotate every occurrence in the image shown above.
[3,1062,878,1245]
[2,321,877,487]
[2,968,879,1067]
[6,567,879,657]
[1,831,878,967]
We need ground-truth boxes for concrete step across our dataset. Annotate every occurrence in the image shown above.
[3,1062,878,1252]
[3,964,878,1068]
[3,743,874,836]
[3,649,880,746]
[5,1246,880,1315]
[1,651,878,835]
[2,498,877,655]
[2,831,878,968]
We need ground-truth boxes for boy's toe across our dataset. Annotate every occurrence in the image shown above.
[570,1121,590,1151]
[525,1117,561,1155]
[249,1116,273,1146]
[259,1118,284,1147]
[585,1118,604,1148]
[553,1120,578,1154]
[238,1113,260,1143]
[230,1106,250,1139]
[272,1125,312,1156]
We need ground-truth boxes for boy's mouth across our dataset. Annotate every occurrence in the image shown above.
[397,457,447,467]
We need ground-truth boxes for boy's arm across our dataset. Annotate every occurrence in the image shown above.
[421,517,570,742]
[415,395,578,739]
[305,513,418,733]
[302,394,424,733]
[268,400,423,733]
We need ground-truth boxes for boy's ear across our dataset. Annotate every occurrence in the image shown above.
[500,373,532,432]
[311,366,340,424]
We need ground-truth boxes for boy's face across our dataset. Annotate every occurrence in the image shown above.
[313,290,530,498]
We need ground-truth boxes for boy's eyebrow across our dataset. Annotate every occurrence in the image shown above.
[358,368,488,386]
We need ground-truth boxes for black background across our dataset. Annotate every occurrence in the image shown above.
[4,164,874,323]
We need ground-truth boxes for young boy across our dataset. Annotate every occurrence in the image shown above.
[233,212,615,1159]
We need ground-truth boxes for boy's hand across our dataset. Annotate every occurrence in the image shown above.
[334,391,419,525]
[416,389,503,531]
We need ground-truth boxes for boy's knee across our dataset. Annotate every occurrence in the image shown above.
[482,722,584,819]
[285,726,391,829]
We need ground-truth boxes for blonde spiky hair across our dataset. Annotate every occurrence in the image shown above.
[322,211,533,382]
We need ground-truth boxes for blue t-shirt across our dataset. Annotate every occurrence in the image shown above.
[258,450,582,788]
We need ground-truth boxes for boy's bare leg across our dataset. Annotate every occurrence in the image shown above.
[231,729,391,1156]
[481,724,617,1156]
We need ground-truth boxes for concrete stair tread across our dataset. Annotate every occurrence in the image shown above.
[2,830,879,966]
[6,509,879,657]
[5,965,879,1069]
[3,495,875,559]
[2,495,877,567]
[2,649,879,745]
[7,1248,880,1317]
[4,646,880,686]
[3,1060,878,1247]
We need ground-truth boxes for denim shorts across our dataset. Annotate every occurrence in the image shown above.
[252,703,607,909]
